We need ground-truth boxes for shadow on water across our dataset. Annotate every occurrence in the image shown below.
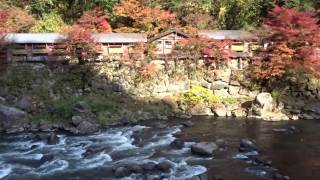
[178,116,320,180]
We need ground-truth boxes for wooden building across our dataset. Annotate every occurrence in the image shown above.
[1,33,147,63]
[0,30,260,65]
[199,30,259,55]
[148,29,190,56]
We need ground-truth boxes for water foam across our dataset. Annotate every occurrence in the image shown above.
[0,164,12,179]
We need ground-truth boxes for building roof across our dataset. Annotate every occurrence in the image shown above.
[3,33,147,44]
[199,30,258,40]
[93,33,147,43]
[3,33,65,44]
[148,29,190,42]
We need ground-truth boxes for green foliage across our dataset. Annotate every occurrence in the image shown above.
[53,65,93,94]
[0,68,34,89]
[221,96,240,105]
[232,70,261,91]
[216,0,265,30]
[284,0,317,11]
[31,112,54,123]
[31,12,66,32]
[32,87,51,102]
[30,0,56,17]
[271,89,280,102]
[178,85,220,106]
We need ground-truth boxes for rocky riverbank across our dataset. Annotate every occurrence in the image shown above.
[0,62,319,134]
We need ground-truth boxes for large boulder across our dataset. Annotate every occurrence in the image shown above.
[114,166,131,178]
[157,160,175,173]
[255,93,274,112]
[0,104,27,127]
[15,96,33,112]
[190,103,213,116]
[76,120,99,135]
[191,142,218,157]
[142,162,158,171]
[232,108,247,117]
[253,93,289,121]
[71,116,84,126]
[213,104,227,117]
[162,95,178,111]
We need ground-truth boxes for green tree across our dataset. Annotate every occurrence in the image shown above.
[30,0,56,17]
[215,0,266,30]
[30,12,67,32]
[57,0,120,23]
[284,0,318,11]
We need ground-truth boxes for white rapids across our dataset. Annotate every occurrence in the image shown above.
[0,125,209,180]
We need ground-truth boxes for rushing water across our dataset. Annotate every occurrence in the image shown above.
[0,117,320,180]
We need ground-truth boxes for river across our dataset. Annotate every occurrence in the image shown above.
[0,117,319,180]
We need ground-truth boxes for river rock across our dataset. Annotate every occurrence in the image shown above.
[239,139,257,152]
[76,121,99,135]
[170,139,184,149]
[181,120,194,127]
[142,162,157,171]
[154,121,167,129]
[162,95,178,111]
[0,104,27,126]
[232,108,247,117]
[6,126,24,134]
[114,167,131,178]
[255,93,274,112]
[157,160,175,172]
[15,96,33,112]
[190,103,213,116]
[213,104,227,117]
[71,116,84,126]
[191,142,218,157]
[36,132,59,145]
[129,165,143,174]
[47,133,59,145]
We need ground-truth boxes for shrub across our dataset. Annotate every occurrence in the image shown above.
[178,85,220,106]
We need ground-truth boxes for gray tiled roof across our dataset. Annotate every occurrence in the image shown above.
[199,30,257,40]
[148,29,190,42]
[4,33,65,43]
[93,33,147,43]
[3,33,147,44]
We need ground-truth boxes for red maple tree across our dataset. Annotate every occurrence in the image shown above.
[77,7,112,33]
[61,26,101,64]
[253,6,320,79]
[173,37,232,68]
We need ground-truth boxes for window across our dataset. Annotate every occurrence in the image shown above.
[165,41,173,49]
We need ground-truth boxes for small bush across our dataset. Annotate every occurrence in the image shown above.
[178,85,220,106]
